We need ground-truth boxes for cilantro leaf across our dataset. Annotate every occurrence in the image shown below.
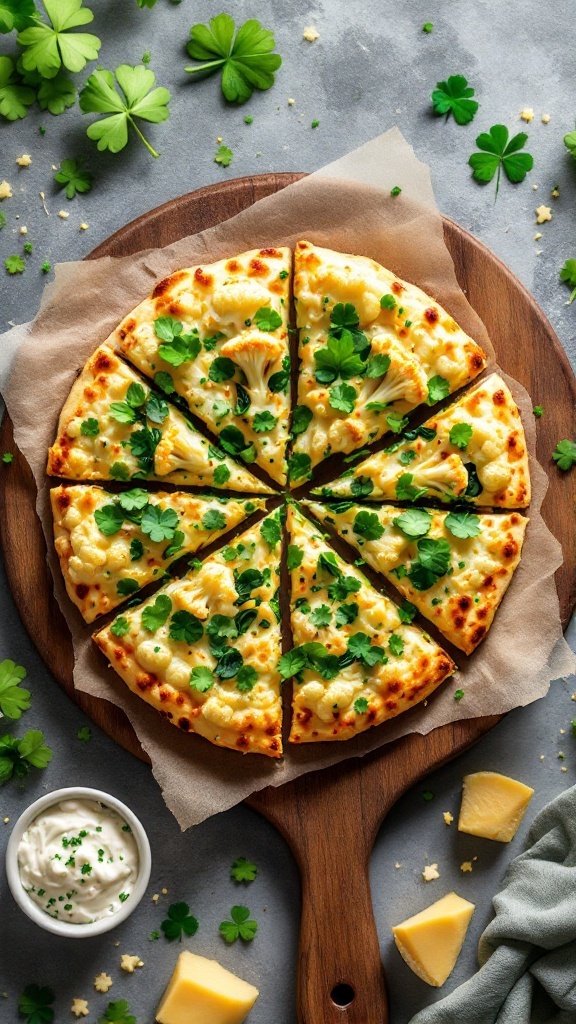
[0,56,35,121]
[214,143,232,167]
[18,984,55,1024]
[110,616,129,637]
[408,537,451,590]
[215,648,243,679]
[209,356,236,383]
[0,0,36,33]
[560,259,576,303]
[427,375,450,404]
[154,316,201,365]
[169,610,204,644]
[291,405,313,436]
[329,382,356,414]
[236,664,258,691]
[353,510,384,541]
[0,659,30,719]
[0,730,53,784]
[350,474,374,498]
[54,157,93,199]
[393,509,432,538]
[397,600,418,623]
[118,488,149,512]
[186,14,282,105]
[314,332,366,385]
[253,306,282,331]
[261,515,281,549]
[94,504,125,536]
[288,452,312,484]
[126,426,161,473]
[213,465,230,486]
[161,901,199,941]
[553,439,576,471]
[388,633,404,657]
[445,511,481,539]
[395,473,428,502]
[18,0,101,79]
[5,254,25,274]
[189,665,214,692]
[230,857,257,882]
[141,505,178,543]
[346,632,387,668]
[431,74,478,125]
[154,370,175,394]
[310,604,332,629]
[117,578,139,596]
[287,544,303,571]
[335,602,358,626]
[253,410,277,433]
[354,697,369,714]
[98,1001,136,1024]
[469,124,533,195]
[80,417,99,436]
[449,422,473,449]
[141,594,172,632]
[219,904,258,942]
[80,64,170,158]
[202,509,227,531]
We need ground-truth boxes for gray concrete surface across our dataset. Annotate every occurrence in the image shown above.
[1,1,575,1022]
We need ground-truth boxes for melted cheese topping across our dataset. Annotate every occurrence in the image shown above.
[286,505,454,743]
[305,501,528,654]
[93,513,283,757]
[292,240,486,468]
[111,248,291,486]
[51,485,265,623]
[320,374,531,508]
[47,347,272,494]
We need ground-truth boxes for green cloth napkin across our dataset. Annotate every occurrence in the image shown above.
[409,786,576,1024]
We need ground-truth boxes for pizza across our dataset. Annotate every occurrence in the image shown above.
[289,240,487,482]
[45,243,532,757]
[317,374,530,508]
[47,346,272,493]
[304,501,528,654]
[51,485,265,623]
[93,509,283,757]
[283,503,455,743]
[111,247,291,486]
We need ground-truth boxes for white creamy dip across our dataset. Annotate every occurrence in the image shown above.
[18,798,139,924]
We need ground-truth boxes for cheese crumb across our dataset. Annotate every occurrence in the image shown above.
[520,107,534,122]
[216,136,223,143]
[161,887,168,895]
[303,26,319,41]
[0,181,13,200]
[16,154,31,167]
[535,205,552,224]
[532,184,538,190]
[288,98,295,105]
[561,766,568,772]
[460,860,473,873]
[534,232,542,240]
[114,941,120,947]
[541,113,550,123]
[3,817,9,823]
[422,863,439,882]
[58,209,70,220]
[540,754,545,761]
[93,973,112,993]
[71,998,89,1018]
[121,954,144,973]
[443,811,454,825]
[152,893,159,902]
[571,693,576,701]
[80,222,89,231]
[551,187,560,198]
[394,861,402,869]
[19,226,27,234]
[560,728,565,734]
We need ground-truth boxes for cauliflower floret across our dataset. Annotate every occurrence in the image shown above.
[66,418,84,440]
[154,416,208,477]
[219,331,284,411]
[107,540,132,571]
[315,267,382,323]
[356,344,428,413]
[315,679,358,721]
[165,657,196,690]
[175,563,238,619]
[211,282,272,322]
[136,641,172,674]
[64,506,83,530]
[201,698,234,727]
[478,460,512,494]
[409,451,469,499]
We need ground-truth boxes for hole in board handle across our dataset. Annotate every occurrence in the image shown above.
[330,983,355,1008]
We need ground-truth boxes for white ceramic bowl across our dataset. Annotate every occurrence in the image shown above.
[5,786,151,938]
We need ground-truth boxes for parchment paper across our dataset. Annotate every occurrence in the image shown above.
[1,129,574,829]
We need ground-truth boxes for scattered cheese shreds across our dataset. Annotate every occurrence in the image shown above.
[152,893,159,902]
[422,863,440,882]
[552,187,560,198]
[395,861,402,869]
[542,113,551,123]
[303,25,319,41]
[93,973,112,993]
[535,205,552,224]
[80,222,89,231]
[216,136,223,143]
[460,861,473,873]
[520,107,534,122]
[561,766,568,772]
[443,811,454,825]
[534,232,542,240]
[3,817,9,823]
[161,887,168,895]
[0,181,12,200]
[71,998,89,1018]
[19,226,27,234]
[16,154,31,167]
[39,191,49,215]
[121,954,144,973]
[288,97,295,105]
[58,209,70,220]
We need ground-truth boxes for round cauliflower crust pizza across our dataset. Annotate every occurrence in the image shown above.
[47,242,530,759]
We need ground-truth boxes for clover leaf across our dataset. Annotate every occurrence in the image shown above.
[0,0,36,34]
[0,56,35,121]
[186,14,282,105]
[80,64,170,158]
[161,901,199,941]
[219,904,258,942]
[18,984,55,1024]
[0,659,30,719]
[54,157,93,199]
[230,857,257,882]
[18,0,101,79]
[431,74,478,125]
[469,124,533,196]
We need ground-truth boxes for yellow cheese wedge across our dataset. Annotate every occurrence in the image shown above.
[392,892,475,987]
[155,951,259,1024]
[458,771,534,842]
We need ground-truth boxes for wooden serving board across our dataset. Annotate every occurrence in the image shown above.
[1,173,575,1024]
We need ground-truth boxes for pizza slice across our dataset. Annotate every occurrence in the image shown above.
[283,503,454,743]
[52,485,266,623]
[93,508,283,757]
[111,246,291,486]
[289,240,487,483]
[315,374,530,508]
[47,346,273,493]
[304,501,528,655]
